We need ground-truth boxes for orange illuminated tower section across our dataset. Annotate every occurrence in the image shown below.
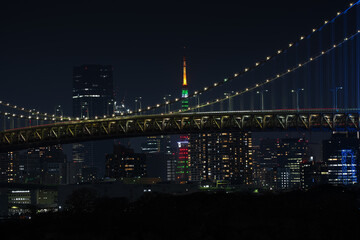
[176,56,189,183]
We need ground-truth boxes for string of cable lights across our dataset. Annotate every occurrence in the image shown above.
[177,29,360,113]
[127,1,359,115]
[0,111,64,122]
[0,1,358,119]
[0,110,124,129]
[0,101,71,121]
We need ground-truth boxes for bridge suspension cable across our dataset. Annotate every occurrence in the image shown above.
[126,1,360,115]
[0,100,73,121]
[0,1,358,120]
[0,111,68,122]
[179,29,360,112]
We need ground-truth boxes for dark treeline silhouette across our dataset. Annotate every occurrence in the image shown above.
[1,185,360,239]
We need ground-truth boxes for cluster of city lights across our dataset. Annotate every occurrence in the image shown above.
[178,29,360,113]
[0,2,358,121]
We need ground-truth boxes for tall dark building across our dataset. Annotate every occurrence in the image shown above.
[253,139,280,190]
[141,136,175,181]
[72,64,114,182]
[72,65,114,118]
[300,157,325,190]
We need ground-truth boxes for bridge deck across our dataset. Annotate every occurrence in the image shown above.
[0,109,360,152]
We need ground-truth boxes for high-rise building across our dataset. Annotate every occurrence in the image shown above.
[41,145,68,185]
[323,132,360,185]
[276,138,308,190]
[300,157,325,190]
[253,139,280,190]
[105,144,147,179]
[18,145,67,185]
[72,65,114,118]
[188,132,253,185]
[254,138,309,190]
[176,57,189,183]
[141,136,175,181]
[0,152,18,183]
[72,64,114,182]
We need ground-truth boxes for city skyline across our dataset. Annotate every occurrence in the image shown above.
[1,2,360,238]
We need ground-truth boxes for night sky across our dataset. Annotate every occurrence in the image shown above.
[0,0,352,115]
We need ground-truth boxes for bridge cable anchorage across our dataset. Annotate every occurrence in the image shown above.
[124,1,360,116]
[178,29,360,113]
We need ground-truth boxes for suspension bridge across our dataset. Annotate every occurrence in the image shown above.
[0,2,360,152]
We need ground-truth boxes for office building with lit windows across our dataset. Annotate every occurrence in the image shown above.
[17,145,67,185]
[0,186,58,217]
[105,144,147,179]
[253,139,280,190]
[254,138,308,190]
[0,152,18,183]
[323,132,360,185]
[72,64,114,182]
[276,138,308,190]
[188,132,253,185]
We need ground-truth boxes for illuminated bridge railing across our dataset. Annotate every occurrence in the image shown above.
[0,109,360,152]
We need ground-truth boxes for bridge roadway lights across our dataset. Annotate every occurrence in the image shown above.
[0,110,359,152]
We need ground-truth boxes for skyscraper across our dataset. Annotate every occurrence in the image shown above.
[72,65,114,118]
[72,64,114,182]
[141,135,175,181]
[176,57,189,183]
[0,152,18,183]
[276,138,308,190]
[253,139,280,190]
[323,132,360,185]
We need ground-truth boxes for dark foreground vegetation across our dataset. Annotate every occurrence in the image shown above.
[1,185,360,240]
